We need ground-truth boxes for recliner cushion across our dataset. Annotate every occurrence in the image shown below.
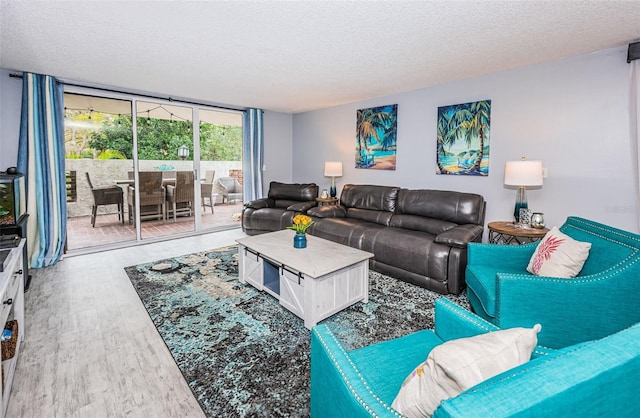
[340,184,399,212]
[244,198,274,210]
[308,205,346,218]
[268,181,318,201]
[396,189,485,226]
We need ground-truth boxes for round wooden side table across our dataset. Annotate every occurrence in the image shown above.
[488,221,550,245]
[316,197,339,206]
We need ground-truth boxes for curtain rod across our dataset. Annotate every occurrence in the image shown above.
[8,72,246,113]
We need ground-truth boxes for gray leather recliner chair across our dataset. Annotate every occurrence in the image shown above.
[242,182,319,235]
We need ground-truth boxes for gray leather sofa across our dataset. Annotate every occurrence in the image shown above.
[242,181,319,235]
[307,184,486,294]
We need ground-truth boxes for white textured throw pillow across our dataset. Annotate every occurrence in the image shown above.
[391,324,541,418]
[526,226,591,278]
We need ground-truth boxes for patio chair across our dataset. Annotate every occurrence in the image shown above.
[201,170,216,213]
[85,172,124,227]
[128,171,165,223]
[161,170,176,189]
[166,171,194,222]
[216,176,243,204]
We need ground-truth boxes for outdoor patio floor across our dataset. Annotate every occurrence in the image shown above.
[66,202,244,251]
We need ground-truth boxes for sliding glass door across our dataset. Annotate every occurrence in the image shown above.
[134,101,195,240]
[63,93,137,250]
[63,89,244,252]
[199,108,244,232]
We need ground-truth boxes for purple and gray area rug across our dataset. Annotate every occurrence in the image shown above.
[124,245,470,417]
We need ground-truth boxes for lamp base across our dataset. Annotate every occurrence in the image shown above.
[330,177,337,198]
[514,186,527,222]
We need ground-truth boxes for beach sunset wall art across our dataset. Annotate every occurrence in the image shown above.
[356,104,397,170]
[436,99,491,176]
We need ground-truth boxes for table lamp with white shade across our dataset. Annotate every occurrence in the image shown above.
[504,157,543,222]
[324,161,343,198]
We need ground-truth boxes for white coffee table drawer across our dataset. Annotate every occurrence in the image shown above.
[280,267,304,318]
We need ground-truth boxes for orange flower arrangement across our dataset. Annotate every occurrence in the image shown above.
[287,214,314,233]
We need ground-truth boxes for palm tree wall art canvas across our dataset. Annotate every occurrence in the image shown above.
[436,100,491,176]
[356,104,397,170]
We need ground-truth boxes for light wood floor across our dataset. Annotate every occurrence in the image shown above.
[7,228,247,418]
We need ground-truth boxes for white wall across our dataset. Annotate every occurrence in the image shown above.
[262,110,293,195]
[292,46,635,233]
[0,69,22,170]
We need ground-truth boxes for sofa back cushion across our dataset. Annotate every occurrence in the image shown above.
[268,182,318,202]
[340,184,399,212]
[395,189,485,226]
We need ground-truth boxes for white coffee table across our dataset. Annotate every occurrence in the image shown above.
[236,230,373,329]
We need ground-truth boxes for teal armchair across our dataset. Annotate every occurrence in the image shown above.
[466,216,640,349]
[311,297,640,417]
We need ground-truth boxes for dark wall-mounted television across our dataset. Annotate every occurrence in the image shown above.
[0,173,26,226]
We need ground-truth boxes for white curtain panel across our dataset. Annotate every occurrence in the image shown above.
[17,73,67,267]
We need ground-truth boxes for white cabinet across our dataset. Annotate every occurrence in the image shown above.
[0,240,25,417]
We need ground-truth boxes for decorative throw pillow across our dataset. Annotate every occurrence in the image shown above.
[391,324,541,418]
[526,226,591,278]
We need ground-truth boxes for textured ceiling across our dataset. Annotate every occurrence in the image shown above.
[1,1,640,113]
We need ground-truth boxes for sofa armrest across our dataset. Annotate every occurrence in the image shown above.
[494,263,640,349]
[244,198,274,209]
[467,241,538,269]
[287,200,317,212]
[434,224,484,248]
[311,325,400,417]
[434,298,499,342]
[435,298,553,358]
[308,205,347,218]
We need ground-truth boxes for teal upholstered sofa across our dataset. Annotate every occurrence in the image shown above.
[310,298,640,417]
[466,216,640,349]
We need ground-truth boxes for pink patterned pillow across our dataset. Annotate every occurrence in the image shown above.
[526,226,591,278]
